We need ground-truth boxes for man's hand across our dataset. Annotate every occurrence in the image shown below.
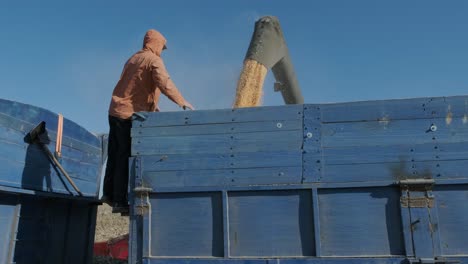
[182,101,194,110]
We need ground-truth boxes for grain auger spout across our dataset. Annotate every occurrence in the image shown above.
[234,16,304,108]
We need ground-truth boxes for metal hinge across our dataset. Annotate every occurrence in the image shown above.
[133,187,152,216]
[399,178,435,208]
[399,178,435,187]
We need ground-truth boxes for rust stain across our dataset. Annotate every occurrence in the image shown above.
[378,116,390,129]
[446,105,453,125]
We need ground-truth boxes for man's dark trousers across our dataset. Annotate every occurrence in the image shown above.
[103,115,132,205]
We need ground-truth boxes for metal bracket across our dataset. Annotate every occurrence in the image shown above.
[132,112,147,121]
[274,82,284,92]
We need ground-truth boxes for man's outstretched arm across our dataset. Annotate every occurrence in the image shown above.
[151,59,194,110]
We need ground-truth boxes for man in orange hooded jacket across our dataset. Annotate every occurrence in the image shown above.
[104,29,194,213]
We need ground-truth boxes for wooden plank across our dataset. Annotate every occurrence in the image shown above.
[320,97,429,123]
[142,167,302,188]
[322,144,428,165]
[408,191,434,259]
[0,160,99,197]
[0,99,100,147]
[321,118,468,148]
[0,137,100,169]
[424,95,468,120]
[132,130,303,155]
[134,109,232,128]
[321,96,468,122]
[135,105,303,128]
[0,120,100,156]
[427,190,442,257]
[0,155,100,183]
[140,151,302,171]
[0,141,100,182]
[133,134,230,155]
[311,160,468,183]
[399,190,414,257]
[322,119,432,148]
[132,119,302,137]
[435,141,468,160]
[322,142,468,166]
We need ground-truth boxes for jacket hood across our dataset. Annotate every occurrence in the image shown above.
[143,29,167,56]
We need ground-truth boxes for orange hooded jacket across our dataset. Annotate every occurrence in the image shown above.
[109,30,186,119]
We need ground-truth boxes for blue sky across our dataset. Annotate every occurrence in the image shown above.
[1,1,467,133]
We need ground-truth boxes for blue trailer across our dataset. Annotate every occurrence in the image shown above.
[0,99,103,264]
[128,95,468,264]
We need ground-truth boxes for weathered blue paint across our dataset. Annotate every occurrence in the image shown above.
[434,185,468,255]
[0,98,103,197]
[130,95,468,264]
[0,99,102,263]
[0,191,97,264]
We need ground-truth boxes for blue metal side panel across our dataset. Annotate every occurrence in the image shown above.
[319,97,430,122]
[132,104,304,191]
[149,192,223,257]
[133,105,304,128]
[318,187,404,256]
[0,194,19,264]
[228,190,314,257]
[130,95,468,264]
[434,184,468,256]
[0,98,102,198]
[405,191,434,259]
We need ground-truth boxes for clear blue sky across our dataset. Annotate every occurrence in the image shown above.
[1,1,467,133]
